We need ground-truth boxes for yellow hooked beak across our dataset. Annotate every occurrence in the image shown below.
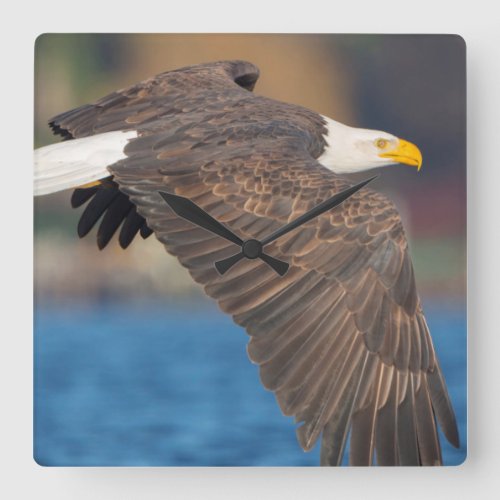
[379,139,423,171]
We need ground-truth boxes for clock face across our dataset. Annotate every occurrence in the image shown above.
[33,34,467,467]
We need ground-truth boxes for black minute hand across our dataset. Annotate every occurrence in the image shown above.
[159,191,243,246]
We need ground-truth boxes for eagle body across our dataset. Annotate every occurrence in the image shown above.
[34,60,458,465]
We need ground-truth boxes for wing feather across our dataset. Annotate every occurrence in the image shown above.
[109,137,459,464]
[427,360,460,448]
[77,187,119,238]
[397,373,420,465]
[375,366,398,465]
[349,362,383,465]
[277,314,356,417]
[119,206,146,249]
[415,375,442,465]
[320,351,373,466]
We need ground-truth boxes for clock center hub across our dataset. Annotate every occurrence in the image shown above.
[242,239,263,259]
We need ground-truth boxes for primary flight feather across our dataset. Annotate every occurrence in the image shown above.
[34,60,458,465]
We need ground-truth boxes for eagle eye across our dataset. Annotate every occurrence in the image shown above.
[376,138,388,149]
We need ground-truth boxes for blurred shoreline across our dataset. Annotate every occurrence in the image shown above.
[34,230,465,303]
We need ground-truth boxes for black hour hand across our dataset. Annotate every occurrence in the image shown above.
[159,192,289,275]
[159,191,243,247]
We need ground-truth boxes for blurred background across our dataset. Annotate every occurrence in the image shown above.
[34,34,466,466]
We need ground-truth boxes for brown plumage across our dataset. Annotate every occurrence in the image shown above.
[47,60,459,465]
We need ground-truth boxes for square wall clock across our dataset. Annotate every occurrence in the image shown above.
[34,34,466,466]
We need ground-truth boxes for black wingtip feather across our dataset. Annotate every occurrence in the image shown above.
[140,224,153,239]
[72,182,153,249]
[71,187,99,208]
[49,121,73,140]
[77,188,119,238]
[96,195,132,250]
[119,208,145,249]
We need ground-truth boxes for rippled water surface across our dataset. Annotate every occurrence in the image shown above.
[34,300,466,466]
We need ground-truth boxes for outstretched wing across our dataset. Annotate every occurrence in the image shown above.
[109,137,458,466]
[49,61,263,249]
[47,60,458,465]
[49,60,261,139]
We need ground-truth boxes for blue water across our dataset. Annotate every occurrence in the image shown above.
[34,299,467,466]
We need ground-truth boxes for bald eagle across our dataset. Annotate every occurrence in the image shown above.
[34,60,458,466]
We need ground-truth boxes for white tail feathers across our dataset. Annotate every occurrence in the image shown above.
[34,130,138,196]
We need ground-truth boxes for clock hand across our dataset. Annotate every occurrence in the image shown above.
[214,252,245,275]
[159,191,289,275]
[259,253,290,276]
[214,176,377,275]
[159,191,243,246]
[215,250,290,276]
[260,175,377,246]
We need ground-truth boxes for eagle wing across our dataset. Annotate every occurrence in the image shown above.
[48,60,459,465]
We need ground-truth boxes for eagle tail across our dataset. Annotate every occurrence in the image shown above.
[34,130,137,196]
